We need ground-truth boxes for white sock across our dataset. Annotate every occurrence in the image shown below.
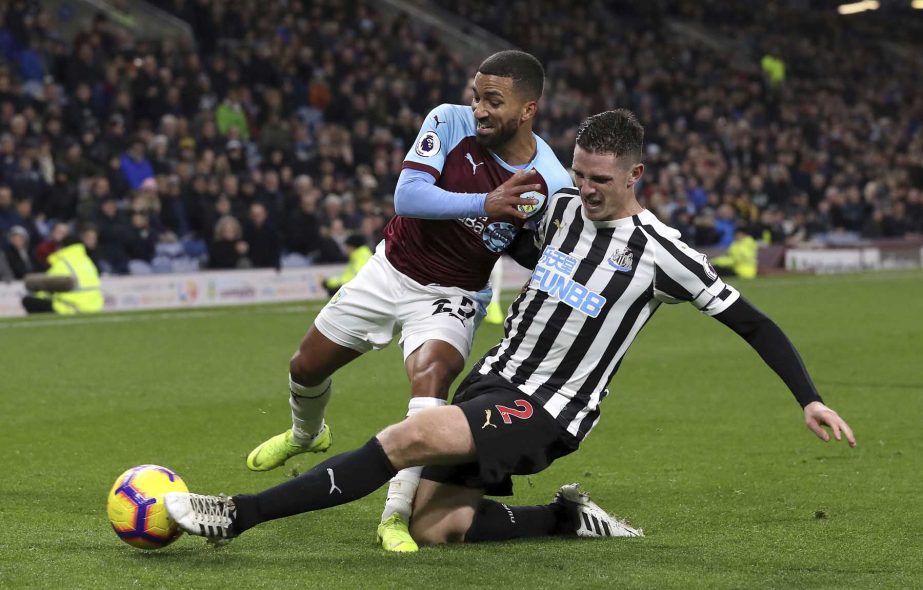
[381,396,448,522]
[289,374,332,445]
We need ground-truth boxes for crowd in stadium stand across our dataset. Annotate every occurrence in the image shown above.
[439,0,923,248]
[1,0,922,279]
[0,0,468,276]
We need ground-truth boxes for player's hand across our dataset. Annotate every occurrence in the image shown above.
[484,170,543,220]
[803,401,856,447]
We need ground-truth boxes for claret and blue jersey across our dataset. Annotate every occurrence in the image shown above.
[385,104,573,291]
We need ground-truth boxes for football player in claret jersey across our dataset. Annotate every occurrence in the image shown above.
[167,110,854,549]
[243,50,572,551]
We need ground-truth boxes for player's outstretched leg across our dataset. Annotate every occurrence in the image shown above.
[171,437,400,541]
[555,483,643,538]
[246,375,333,471]
[171,407,474,544]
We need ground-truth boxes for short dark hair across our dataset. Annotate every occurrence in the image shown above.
[575,109,644,166]
[477,50,545,100]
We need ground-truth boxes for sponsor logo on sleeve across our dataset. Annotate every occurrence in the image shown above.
[517,190,546,217]
[481,222,517,253]
[415,131,441,157]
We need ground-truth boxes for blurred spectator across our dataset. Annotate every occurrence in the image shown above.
[316,218,349,264]
[79,224,101,270]
[693,212,720,247]
[34,220,70,269]
[159,175,191,238]
[125,208,158,266]
[21,235,103,315]
[0,184,17,235]
[751,207,786,245]
[243,201,280,269]
[133,177,161,219]
[3,225,34,278]
[0,245,13,281]
[714,204,738,248]
[712,229,759,279]
[94,197,129,273]
[322,234,372,297]
[208,215,250,269]
[215,87,249,140]
[284,186,322,258]
[760,51,786,89]
[319,193,345,228]
[119,137,154,190]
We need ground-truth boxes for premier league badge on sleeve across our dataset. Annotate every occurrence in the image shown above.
[702,256,718,281]
[415,131,441,157]
[482,222,517,253]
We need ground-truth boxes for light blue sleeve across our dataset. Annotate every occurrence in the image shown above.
[534,139,575,197]
[403,104,473,178]
[393,169,487,219]
[523,139,574,231]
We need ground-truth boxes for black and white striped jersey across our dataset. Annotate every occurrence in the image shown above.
[477,188,740,442]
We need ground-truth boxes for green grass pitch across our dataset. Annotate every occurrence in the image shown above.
[1,271,921,589]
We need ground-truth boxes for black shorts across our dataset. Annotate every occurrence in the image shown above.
[421,370,579,496]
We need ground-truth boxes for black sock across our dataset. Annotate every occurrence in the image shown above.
[464,499,570,542]
[232,437,397,533]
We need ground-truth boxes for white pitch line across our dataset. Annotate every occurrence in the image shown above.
[0,303,323,330]
[0,310,225,329]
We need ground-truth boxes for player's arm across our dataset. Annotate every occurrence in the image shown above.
[713,297,856,447]
[649,228,856,448]
[394,169,486,219]
[506,229,541,269]
[394,168,541,220]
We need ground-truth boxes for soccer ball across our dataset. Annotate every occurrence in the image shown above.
[107,464,188,550]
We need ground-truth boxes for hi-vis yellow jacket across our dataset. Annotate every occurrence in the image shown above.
[44,243,104,314]
[324,245,373,290]
[712,234,758,279]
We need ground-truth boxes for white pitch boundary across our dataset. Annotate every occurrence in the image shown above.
[0,302,326,330]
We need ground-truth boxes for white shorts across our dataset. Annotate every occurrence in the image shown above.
[314,242,492,360]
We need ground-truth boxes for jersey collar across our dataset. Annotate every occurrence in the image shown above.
[488,133,541,173]
[583,208,655,229]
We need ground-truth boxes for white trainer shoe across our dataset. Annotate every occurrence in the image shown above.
[164,492,239,540]
[555,483,643,538]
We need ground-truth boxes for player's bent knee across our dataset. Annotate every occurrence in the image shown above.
[288,351,329,387]
[379,407,474,469]
[377,420,432,468]
[409,362,459,397]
